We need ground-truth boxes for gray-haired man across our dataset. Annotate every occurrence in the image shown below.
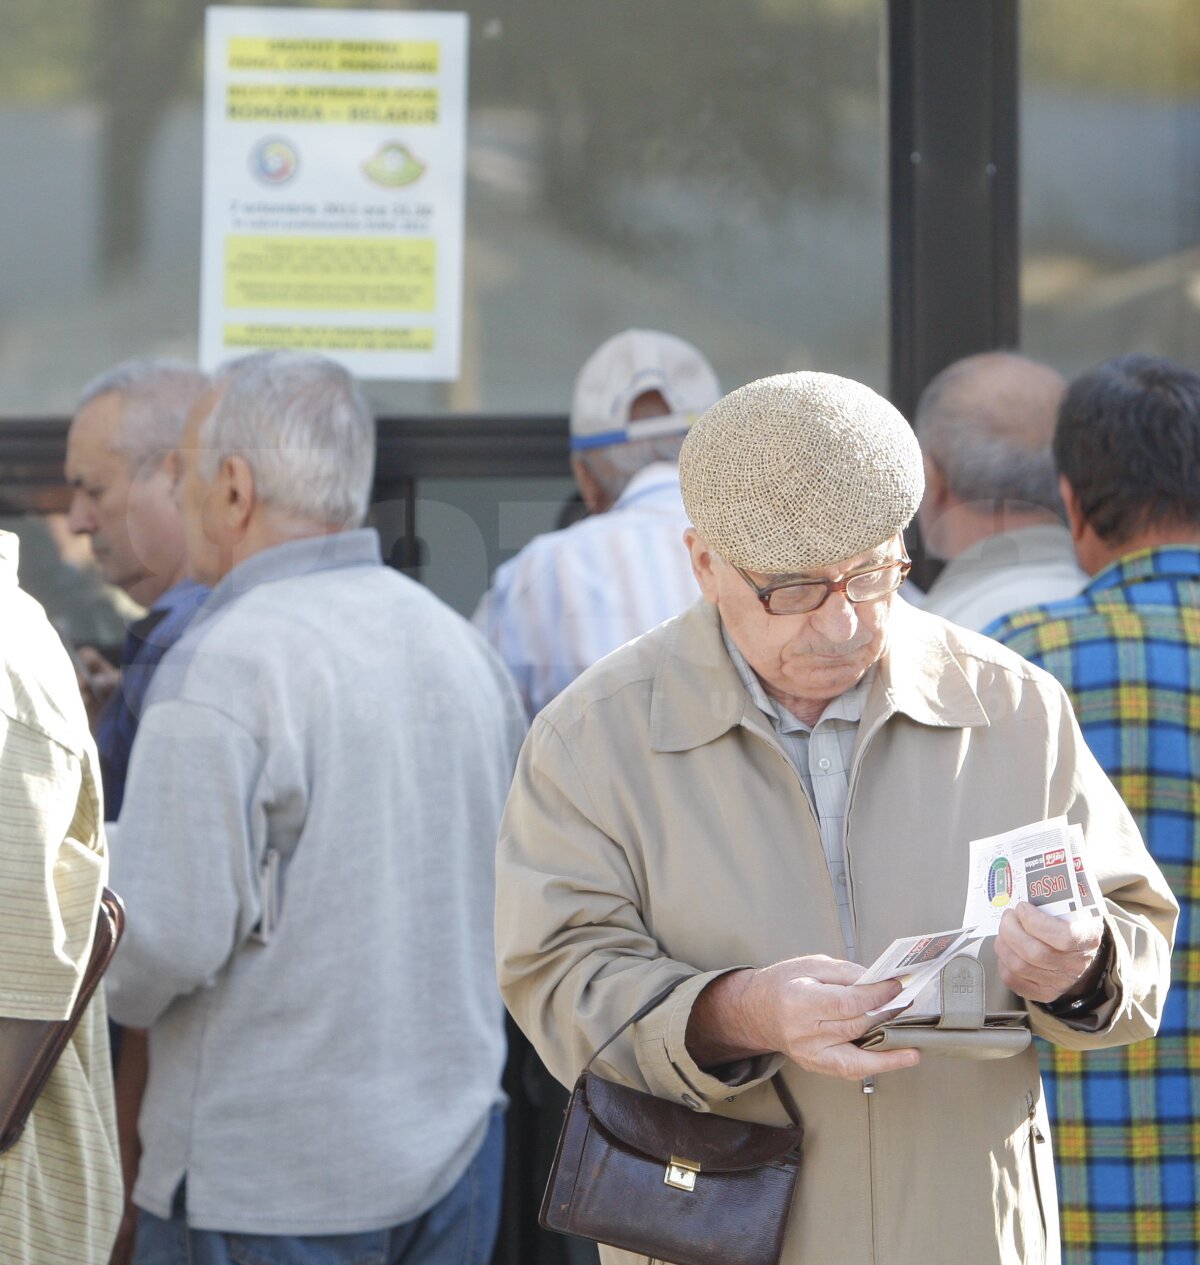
[106,352,525,1265]
[497,371,1176,1265]
[66,358,211,1265]
[915,351,1086,631]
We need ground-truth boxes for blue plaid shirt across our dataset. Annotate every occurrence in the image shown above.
[987,547,1199,1265]
[96,577,208,818]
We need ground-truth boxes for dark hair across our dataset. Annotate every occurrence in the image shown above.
[1054,353,1200,544]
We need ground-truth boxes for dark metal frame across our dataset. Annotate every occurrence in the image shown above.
[887,0,1020,419]
[0,413,571,508]
[887,0,1019,584]
[373,415,568,572]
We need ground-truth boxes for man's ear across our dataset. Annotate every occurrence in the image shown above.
[219,455,257,534]
[916,456,952,558]
[571,455,610,514]
[1059,475,1085,543]
[1059,474,1107,577]
[684,528,720,603]
[921,455,949,512]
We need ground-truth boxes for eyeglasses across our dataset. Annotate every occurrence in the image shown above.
[734,553,912,615]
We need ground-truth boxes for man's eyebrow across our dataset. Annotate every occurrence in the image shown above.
[783,553,893,583]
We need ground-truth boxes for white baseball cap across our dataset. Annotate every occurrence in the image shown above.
[569,329,721,452]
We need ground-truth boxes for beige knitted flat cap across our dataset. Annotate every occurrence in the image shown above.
[679,371,924,571]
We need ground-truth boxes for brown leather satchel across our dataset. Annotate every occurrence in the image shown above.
[0,886,125,1152]
[539,980,804,1265]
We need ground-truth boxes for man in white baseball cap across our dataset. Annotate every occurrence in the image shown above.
[475,328,721,718]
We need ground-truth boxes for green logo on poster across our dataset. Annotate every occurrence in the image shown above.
[363,142,426,188]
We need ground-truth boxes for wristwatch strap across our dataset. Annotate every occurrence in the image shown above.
[1036,924,1114,1019]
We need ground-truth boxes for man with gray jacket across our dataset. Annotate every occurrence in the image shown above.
[496,371,1177,1265]
[107,352,524,1265]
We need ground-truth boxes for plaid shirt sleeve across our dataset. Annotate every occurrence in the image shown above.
[988,548,1200,1265]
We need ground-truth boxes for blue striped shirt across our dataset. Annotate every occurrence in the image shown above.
[474,462,698,717]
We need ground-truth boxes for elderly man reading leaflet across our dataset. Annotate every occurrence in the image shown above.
[496,372,1177,1265]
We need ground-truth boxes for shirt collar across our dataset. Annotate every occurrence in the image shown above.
[202,528,383,619]
[1084,545,1200,595]
[613,462,681,510]
[150,576,209,614]
[872,601,990,730]
[941,523,1077,569]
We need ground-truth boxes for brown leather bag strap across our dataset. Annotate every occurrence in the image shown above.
[0,887,126,1153]
[584,977,684,1072]
[583,973,801,1128]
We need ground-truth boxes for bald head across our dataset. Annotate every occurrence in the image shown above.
[915,352,1068,558]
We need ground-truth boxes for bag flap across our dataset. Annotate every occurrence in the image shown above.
[858,1025,1031,1058]
[582,1073,802,1173]
[878,1011,1028,1031]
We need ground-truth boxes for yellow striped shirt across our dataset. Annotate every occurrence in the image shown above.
[0,533,121,1263]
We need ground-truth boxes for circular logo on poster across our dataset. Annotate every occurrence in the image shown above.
[251,138,299,185]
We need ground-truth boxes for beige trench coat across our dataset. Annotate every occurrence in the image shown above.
[496,598,1177,1265]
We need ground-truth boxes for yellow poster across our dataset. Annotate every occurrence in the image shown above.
[201,8,467,379]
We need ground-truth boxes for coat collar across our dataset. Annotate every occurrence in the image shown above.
[649,598,989,754]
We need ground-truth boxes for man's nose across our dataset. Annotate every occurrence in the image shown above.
[809,589,859,640]
[66,491,94,535]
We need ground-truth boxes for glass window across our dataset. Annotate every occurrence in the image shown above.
[0,0,887,620]
[1021,0,1200,376]
[0,0,887,416]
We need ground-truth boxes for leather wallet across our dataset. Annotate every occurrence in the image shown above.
[856,955,1031,1060]
[0,887,125,1152]
[540,979,804,1265]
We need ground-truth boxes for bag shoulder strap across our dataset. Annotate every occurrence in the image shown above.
[584,978,683,1072]
[0,887,126,1153]
[583,974,801,1128]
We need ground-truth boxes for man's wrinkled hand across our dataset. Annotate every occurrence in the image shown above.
[77,646,120,725]
[742,954,920,1081]
[995,901,1105,1003]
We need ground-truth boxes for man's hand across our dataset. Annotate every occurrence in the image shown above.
[109,1028,148,1265]
[76,646,120,727]
[995,901,1105,1004]
[688,955,920,1082]
[107,1208,137,1265]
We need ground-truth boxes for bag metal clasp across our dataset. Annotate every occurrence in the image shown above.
[665,1155,700,1191]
